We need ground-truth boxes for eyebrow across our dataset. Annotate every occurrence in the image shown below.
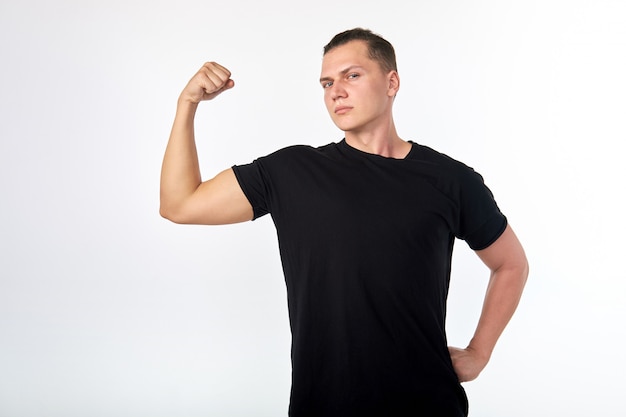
[319,65,364,83]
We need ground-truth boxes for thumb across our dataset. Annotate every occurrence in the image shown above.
[223,79,235,90]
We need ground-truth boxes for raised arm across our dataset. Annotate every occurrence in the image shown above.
[449,224,529,382]
[160,62,253,225]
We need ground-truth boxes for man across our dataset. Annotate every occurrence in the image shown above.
[160,28,528,417]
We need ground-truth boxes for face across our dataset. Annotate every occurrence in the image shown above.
[320,40,399,134]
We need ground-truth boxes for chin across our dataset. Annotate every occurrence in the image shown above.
[332,119,360,133]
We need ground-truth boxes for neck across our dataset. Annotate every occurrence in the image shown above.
[344,122,410,159]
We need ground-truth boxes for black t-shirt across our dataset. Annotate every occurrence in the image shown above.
[233,139,507,417]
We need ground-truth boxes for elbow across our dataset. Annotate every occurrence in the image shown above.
[159,190,188,223]
[159,205,176,222]
[159,205,172,221]
[494,254,529,289]
[159,202,187,224]
[518,247,530,282]
[510,255,530,290]
[512,254,529,287]
[521,257,530,285]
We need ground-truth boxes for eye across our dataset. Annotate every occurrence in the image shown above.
[322,81,333,89]
[347,73,359,80]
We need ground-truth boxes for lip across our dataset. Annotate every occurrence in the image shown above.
[334,106,352,115]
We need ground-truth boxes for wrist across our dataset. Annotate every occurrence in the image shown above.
[175,97,200,122]
[177,94,201,108]
[466,340,493,364]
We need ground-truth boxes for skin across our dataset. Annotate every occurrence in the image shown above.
[320,40,411,158]
[449,225,528,381]
[159,62,253,225]
[160,41,529,383]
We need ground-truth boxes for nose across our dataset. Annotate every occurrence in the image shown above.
[330,82,347,101]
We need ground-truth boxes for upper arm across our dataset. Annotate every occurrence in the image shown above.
[162,168,254,225]
[475,224,529,276]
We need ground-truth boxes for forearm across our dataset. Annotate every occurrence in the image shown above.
[159,99,202,218]
[449,225,528,382]
[467,262,528,361]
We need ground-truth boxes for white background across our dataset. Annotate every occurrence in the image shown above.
[1,0,625,416]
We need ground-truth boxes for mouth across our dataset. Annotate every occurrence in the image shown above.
[334,106,352,115]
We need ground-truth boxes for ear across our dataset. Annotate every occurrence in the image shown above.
[387,70,400,97]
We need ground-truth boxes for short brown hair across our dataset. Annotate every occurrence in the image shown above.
[323,28,397,73]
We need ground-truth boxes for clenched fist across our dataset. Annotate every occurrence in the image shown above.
[179,62,235,104]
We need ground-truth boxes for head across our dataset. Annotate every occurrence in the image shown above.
[323,28,397,74]
[320,29,400,135]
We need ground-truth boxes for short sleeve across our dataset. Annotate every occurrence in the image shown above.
[455,169,507,250]
[232,161,270,220]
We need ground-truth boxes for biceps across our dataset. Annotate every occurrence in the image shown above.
[183,168,254,225]
[475,225,528,273]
